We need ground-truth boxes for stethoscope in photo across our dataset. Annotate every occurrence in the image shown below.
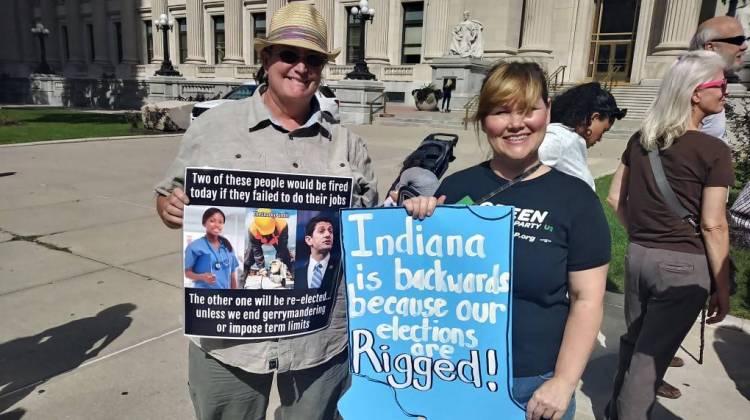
[204,237,231,271]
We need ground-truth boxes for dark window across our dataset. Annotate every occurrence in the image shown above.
[144,20,153,63]
[61,25,70,60]
[401,2,423,64]
[213,15,225,64]
[87,24,95,61]
[252,13,266,64]
[346,9,363,64]
[178,18,187,63]
[115,22,123,63]
[385,91,405,103]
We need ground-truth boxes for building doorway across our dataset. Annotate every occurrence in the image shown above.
[588,0,640,83]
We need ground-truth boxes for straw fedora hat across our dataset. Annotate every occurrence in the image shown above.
[254,3,340,61]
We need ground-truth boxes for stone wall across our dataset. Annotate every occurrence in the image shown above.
[0,76,247,110]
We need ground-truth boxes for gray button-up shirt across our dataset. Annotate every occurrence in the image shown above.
[155,88,378,373]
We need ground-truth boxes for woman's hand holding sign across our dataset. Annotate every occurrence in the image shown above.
[525,377,575,420]
[402,195,446,220]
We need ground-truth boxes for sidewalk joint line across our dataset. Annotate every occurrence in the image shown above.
[1,232,181,295]
[0,328,182,400]
[79,327,182,369]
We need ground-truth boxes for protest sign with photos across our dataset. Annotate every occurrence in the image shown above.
[182,167,352,339]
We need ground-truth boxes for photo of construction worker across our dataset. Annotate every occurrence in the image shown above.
[242,208,296,289]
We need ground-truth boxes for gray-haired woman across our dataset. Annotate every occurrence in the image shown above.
[155,4,377,420]
[606,50,733,419]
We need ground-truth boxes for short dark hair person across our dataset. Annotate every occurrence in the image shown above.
[305,215,334,239]
[551,82,625,132]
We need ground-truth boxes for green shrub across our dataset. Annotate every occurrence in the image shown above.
[0,108,20,126]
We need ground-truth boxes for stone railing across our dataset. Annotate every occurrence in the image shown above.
[134,65,147,77]
[177,80,246,101]
[326,65,355,80]
[235,65,260,78]
[181,83,223,101]
[329,65,355,75]
[196,66,216,76]
[383,65,414,79]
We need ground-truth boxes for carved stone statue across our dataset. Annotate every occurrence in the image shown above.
[448,11,484,58]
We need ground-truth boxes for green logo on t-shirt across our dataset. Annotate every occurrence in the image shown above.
[457,195,475,205]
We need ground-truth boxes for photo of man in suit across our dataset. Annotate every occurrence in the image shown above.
[294,216,338,290]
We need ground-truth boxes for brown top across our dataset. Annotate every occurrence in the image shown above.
[622,131,734,254]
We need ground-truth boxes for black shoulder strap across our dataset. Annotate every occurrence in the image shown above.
[648,149,700,232]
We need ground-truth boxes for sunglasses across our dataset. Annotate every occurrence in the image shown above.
[696,78,728,95]
[275,49,328,67]
[709,35,750,46]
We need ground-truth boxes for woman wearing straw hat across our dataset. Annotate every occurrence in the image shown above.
[155,4,377,419]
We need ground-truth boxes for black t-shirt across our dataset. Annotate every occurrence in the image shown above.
[435,163,611,377]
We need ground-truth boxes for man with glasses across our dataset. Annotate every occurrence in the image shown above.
[689,16,748,140]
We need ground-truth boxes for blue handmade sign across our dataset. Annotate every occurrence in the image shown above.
[338,205,524,419]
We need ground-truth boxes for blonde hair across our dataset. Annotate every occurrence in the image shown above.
[640,50,724,151]
[473,61,549,132]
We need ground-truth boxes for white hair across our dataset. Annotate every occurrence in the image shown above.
[639,50,725,151]
[689,26,719,51]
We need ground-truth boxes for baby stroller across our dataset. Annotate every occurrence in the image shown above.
[384,133,459,205]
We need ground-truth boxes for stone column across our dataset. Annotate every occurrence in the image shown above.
[223,0,244,63]
[364,0,388,64]
[629,0,655,83]
[185,0,205,63]
[423,0,450,60]
[18,0,36,63]
[120,0,139,64]
[40,0,61,68]
[91,0,110,64]
[266,0,287,34]
[65,0,85,64]
[314,0,334,52]
[519,0,553,54]
[654,0,701,54]
[151,0,167,63]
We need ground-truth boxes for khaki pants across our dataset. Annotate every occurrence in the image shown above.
[188,343,350,420]
[608,243,710,420]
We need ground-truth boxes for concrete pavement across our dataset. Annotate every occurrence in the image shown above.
[0,126,748,419]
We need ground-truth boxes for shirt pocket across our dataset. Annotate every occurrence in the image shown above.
[206,152,265,173]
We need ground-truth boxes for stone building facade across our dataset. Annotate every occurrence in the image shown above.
[0,0,747,107]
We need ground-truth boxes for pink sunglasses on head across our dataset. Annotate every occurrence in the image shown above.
[696,78,728,94]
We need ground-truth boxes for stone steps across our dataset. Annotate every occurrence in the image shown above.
[375,84,660,128]
[552,83,660,122]
[374,111,468,129]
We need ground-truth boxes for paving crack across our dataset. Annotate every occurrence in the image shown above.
[9,233,73,254]
[1,232,181,294]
